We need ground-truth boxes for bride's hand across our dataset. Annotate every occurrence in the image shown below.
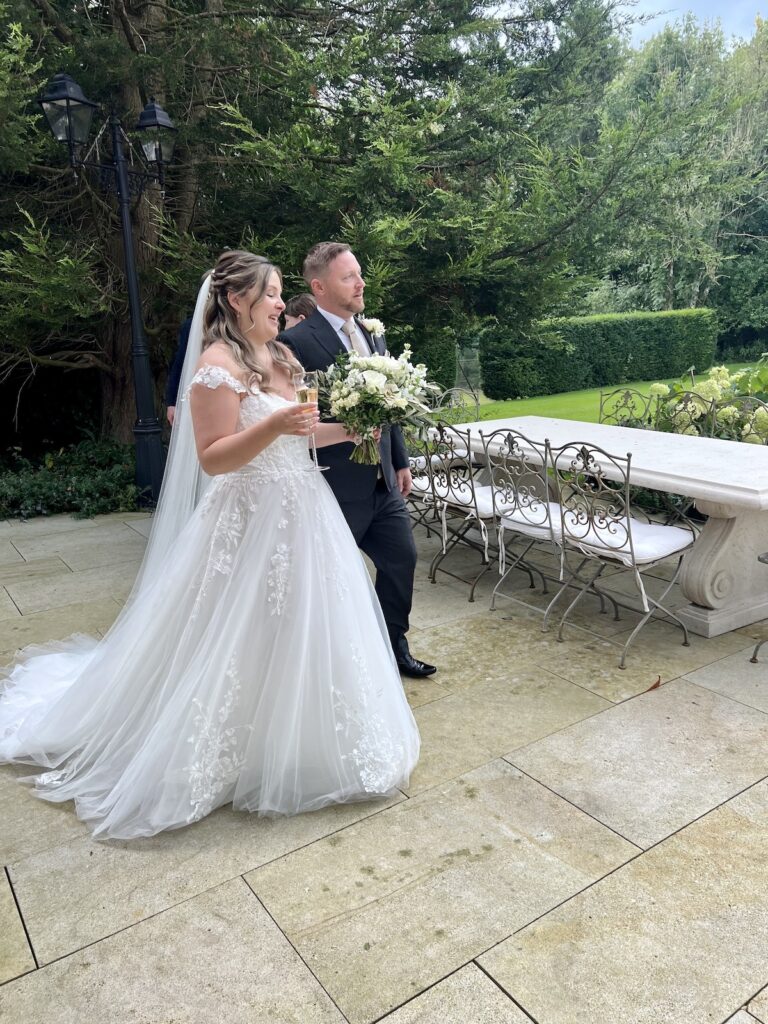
[272,403,319,436]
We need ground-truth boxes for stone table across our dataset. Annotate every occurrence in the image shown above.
[456,414,768,637]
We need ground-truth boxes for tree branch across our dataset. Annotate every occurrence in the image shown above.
[27,0,74,43]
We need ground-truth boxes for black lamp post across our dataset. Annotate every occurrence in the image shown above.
[38,73,178,505]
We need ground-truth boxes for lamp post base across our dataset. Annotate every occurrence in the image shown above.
[134,419,165,506]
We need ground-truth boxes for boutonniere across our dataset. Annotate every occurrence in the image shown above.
[359,317,386,338]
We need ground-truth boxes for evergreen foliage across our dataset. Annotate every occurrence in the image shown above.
[481,309,718,399]
[0,439,138,518]
[0,3,766,443]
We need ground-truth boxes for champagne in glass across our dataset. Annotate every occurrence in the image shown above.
[292,371,327,470]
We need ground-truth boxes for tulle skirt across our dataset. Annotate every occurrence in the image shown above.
[0,467,419,839]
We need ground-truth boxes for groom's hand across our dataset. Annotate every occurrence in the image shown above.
[396,467,413,498]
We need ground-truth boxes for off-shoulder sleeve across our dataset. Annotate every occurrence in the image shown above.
[187,365,248,396]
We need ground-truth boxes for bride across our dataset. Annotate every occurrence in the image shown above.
[0,250,420,840]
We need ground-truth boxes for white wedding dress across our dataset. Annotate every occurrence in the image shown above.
[0,366,419,840]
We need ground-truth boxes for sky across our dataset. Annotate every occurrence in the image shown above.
[629,0,765,45]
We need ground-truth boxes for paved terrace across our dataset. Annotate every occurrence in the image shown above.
[1,512,768,1024]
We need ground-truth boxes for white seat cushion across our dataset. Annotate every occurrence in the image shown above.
[501,503,562,541]
[410,449,469,472]
[440,484,560,540]
[563,513,693,565]
[410,475,431,496]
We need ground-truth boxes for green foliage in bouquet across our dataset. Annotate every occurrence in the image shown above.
[0,440,140,519]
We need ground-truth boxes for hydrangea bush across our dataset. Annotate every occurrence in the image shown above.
[648,356,768,443]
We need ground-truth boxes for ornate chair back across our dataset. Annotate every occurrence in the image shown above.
[650,390,717,437]
[433,388,480,426]
[547,441,637,567]
[598,388,653,428]
[429,422,479,512]
[481,428,555,539]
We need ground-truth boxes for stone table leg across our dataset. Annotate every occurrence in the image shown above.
[677,500,768,637]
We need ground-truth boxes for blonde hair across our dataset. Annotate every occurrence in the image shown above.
[203,250,301,392]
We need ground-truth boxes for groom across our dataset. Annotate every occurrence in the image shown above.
[279,242,436,679]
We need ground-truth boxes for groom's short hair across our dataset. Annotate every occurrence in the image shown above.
[303,242,351,285]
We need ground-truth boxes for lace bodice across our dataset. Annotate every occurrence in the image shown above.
[188,365,310,481]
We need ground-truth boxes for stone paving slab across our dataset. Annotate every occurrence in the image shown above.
[0,877,344,1024]
[682,649,768,715]
[402,676,452,709]
[510,678,768,848]
[409,575,496,630]
[405,610,607,696]
[0,869,34,984]
[57,535,148,572]
[0,587,20,623]
[5,559,143,615]
[0,766,90,864]
[0,512,151,538]
[490,580,644,639]
[479,779,768,1024]
[246,760,637,1024]
[726,1011,762,1024]
[125,517,153,538]
[0,599,123,659]
[736,617,768,644]
[0,556,71,586]
[378,964,531,1023]
[8,522,142,561]
[9,795,403,965]
[536,617,751,703]
[751,986,768,1022]
[408,667,609,795]
[0,540,23,565]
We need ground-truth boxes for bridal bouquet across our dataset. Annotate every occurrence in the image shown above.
[320,345,441,464]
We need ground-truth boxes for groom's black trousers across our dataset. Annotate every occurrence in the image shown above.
[337,479,416,639]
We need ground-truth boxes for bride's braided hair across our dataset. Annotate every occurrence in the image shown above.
[203,250,301,392]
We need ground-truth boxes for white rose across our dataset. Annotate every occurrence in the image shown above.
[362,370,388,390]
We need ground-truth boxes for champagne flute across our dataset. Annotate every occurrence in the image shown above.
[293,371,327,470]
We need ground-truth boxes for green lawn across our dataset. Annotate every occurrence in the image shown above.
[476,363,751,423]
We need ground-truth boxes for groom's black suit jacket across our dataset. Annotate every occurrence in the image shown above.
[279,310,409,503]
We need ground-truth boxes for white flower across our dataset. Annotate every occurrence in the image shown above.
[358,369,386,390]
[716,405,739,425]
[359,317,386,337]
[649,383,669,398]
[694,379,723,402]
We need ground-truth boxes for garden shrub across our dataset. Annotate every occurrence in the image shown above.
[480,309,718,399]
[0,439,140,519]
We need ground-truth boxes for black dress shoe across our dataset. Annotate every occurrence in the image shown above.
[389,631,437,678]
[395,651,437,678]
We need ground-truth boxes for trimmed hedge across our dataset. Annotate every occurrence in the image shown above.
[480,308,718,400]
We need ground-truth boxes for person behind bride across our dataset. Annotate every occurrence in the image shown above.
[279,242,437,679]
[0,250,419,841]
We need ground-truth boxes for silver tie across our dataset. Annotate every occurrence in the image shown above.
[342,317,369,356]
